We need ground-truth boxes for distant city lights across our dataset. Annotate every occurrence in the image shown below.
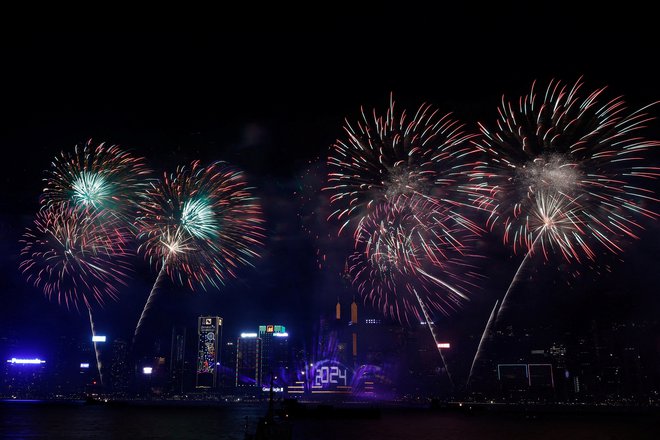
[273,332,289,337]
[143,367,153,375]
[92,335,107,342]
[240,333,258,338]
[437,343,451,349]
[6,358,46,365]
[80,363,90,369]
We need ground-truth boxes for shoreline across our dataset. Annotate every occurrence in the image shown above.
[2,397,659,416]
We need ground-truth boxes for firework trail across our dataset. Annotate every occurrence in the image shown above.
[466,299,498,388]
[326,97,486,388]
[411,286,454,388]
[20,203,133,384]
[87,307,104,386]
[42,139,151,225]
[348,196,483,388]
[324,95,484,237]
[325,96,485,320]
[469,78,660,369]
[134,160,264,339]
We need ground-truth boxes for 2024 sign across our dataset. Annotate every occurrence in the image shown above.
[314,365,348,386]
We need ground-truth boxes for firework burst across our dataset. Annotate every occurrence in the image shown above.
[348,196,482,324]
[20,203,133,311]
[474,78,659,262]
[20,203,133,385]
[42,139,151,221]
[467,79,660,385]
[133,160,264,337]
[325,95,483,236]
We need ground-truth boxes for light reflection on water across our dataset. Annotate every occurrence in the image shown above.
[0,401,266,440]
[0,401,658,440]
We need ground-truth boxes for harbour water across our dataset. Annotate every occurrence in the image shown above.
[1,401,658,439]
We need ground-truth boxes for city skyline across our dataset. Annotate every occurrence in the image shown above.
[1,9,660,406]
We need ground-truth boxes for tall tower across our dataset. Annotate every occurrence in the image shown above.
[236,332,261,388]
[110,339,130,395]
[220,340,237,389]
[336,298,341,321]
[170,326,187,394]
[196,316,222,389]
[351,297,358,361]
[351,297,358,324]
[258,325,289,387]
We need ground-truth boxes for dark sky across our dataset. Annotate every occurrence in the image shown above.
[1,8,659,359]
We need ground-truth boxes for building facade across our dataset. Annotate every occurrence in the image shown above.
[196,316,222,389]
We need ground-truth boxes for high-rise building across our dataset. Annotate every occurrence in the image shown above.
[170,326,187,394]
[50,335,88,396]
[110,339,130,395]
[236,332,261,388]
[258,325,289,387]
[196,316,222,389]
[2,357,48,398]
[219,340,237,389]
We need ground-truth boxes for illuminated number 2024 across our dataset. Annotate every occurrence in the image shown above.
[314,365,347,386]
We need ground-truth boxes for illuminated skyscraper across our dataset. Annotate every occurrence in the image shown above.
[2,358,48,398]
[110,339,130,395]
[219,340,237,389]
[170,326,187,394]
[196,316,222,389]
[258,325,289,387]
[236,332,261,388]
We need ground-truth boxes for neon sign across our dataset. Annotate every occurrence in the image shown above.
[262,386,284,392]
[6,358,45,365]
[314,365,348,386]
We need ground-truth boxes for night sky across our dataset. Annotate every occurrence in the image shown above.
[1,8,659,362]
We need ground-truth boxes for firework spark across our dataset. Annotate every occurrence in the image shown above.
[325,95,484,237]
[20,203,133,385]
[467,79,659,380]
[42,140,151,221]
[133,160,264,337]
[20,203,132,310]
[348,196,482,324]
[474,78,659,263]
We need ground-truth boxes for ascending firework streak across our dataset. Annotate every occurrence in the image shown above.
[497,191,585,320]
[327,97,485,386]
[466,299,498,388]
[20,204,133,385]
[35,140,149,382]
[411,287,453,387]
[348,197,483,388]
[469,78,660,370]
[133,161,264,340]
[327,97,485,320]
